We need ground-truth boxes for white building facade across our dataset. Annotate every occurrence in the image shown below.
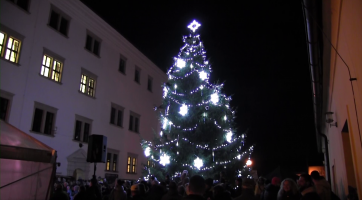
[0,0,166,182]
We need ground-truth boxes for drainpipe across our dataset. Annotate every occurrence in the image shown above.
[302,0,331,183]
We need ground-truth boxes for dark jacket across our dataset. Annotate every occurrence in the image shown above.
[300,187,321,200]
[50,190,70,200]
[262,184,280,200]
[277,191,300,200]
[162,189,182,200]
[182,194,205,200]
[234,188,256,200]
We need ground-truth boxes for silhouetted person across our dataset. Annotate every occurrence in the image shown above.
[311,171,331,200]
[297,173,321,200]
[184,175,205,200]
[203,178,213,200]
[277,178,299,200]
[162,181,182,200]
[234,178,256,200]
[51,184,69,200]
[234,177,243,198]
[262,177,280,200]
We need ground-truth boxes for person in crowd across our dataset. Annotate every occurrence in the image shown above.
[72,185,79,200]
[130,184,144,200]
[234,178,256,200]
[74,185,94,200]
[178,185,186,197]
[203,178,213,200]
[138,183,147,199]
[310,171,331,200]
[162,181,182,200]
[184,175,205,200]
[262,177,281,200]
[234,177,243,198]
[213,184,232,200]
[277,178,299,200]
[88,177,102,200]
[255,177,266,200]
[51,184,70,200]
[165,175,171,185]
[297,173,321,200]
[108,179,127,200]
[67,185,75,200]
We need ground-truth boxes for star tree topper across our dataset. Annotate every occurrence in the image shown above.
[188,20,201,32]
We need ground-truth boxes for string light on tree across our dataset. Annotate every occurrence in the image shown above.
[144,147,151,157]
[226,131,233,143]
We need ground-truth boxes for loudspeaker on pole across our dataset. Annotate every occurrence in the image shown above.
[87,135,107,163]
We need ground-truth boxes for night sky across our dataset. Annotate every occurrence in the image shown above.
[81,1,321,176]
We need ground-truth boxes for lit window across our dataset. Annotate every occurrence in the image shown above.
[31,102,57,136]
[79,68,97,97]
[105,149,119,172]
[40,54,63,82]
[5,37,21,63]
[127,154,137,174]
[0,25,24,64]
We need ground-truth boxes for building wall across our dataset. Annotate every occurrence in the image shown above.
[322,0,362,198]
[0,0,167,181]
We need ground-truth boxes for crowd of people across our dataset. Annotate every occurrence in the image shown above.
[50,170,358,200]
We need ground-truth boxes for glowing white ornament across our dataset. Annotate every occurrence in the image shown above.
[224,115,227,121]
[163,118,168,129]
[226,131,232,143]
[194,157,203,170]
[174,84,177,89]
[179,104,188,116]
[190,64,193,68]
[199,71,208,80]
[237,154,241,160]
[188,20,201,32]
[176,59,186,68]
[160,154,170,166]
[200,85,204,90]
[176,141,179,146]
[144,147,151,157]
[160,131,163,136]
[211,92,219,104]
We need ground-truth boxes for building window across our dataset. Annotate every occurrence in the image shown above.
[79,68,97,97]
[40,48,64,83]
[106,149,119,172]
[147,76,153,92]
[127,153,137,174]
[0,90,14,122]
[0,25,24,64]
[85,32,101,56]
[129,112,140,133]
[110,103,124,127]
[48,5,70,36]
[134,67,141,83]
[119,55,127,74]
[8,0,29,11]
[73,115,92,143]
[31,102,57,136]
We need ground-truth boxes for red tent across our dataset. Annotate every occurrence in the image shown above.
[0,120,57,200]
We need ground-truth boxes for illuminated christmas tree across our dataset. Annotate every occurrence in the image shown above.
[142,20,253,181]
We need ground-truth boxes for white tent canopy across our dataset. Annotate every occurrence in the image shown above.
[0,120,56,200]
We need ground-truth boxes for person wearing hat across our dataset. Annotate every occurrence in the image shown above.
[262,177,281,200]
[234,178,256,200]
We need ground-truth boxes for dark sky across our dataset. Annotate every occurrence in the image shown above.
[81,0,320,176]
